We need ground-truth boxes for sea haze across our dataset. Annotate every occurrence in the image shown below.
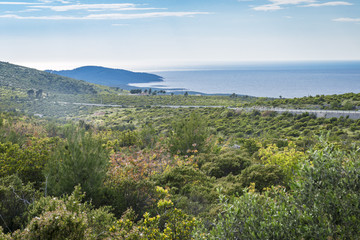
[129,61,360,98]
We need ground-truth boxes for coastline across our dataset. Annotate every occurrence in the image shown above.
[128,61,360,98]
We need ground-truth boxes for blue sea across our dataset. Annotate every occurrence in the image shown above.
[129,61,360,98]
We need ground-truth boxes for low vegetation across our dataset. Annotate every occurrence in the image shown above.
[1,62,360,239]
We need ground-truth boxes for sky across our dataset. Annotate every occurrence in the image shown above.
[0,0,359,71]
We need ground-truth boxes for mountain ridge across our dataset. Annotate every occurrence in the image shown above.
[46,66,163,89]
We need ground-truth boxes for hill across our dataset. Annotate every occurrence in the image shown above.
[46,66,163,89]
[0,61,98,94]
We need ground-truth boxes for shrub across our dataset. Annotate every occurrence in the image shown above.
[139,124,157,148]
[154,165,213,196]
[200,149,251,178]
[19,186,115,240]
[195,142,360,239]
[239,164,286,191]
[0,175,39,233]
[14,207,90,240]
[292,142,360,239]
[168,112,209,155]
[194,186,307,240]
[103,178,156,219]
[0,139,53,186]
[154,165,216,217]
[0,227,12,239]
[258,142,305,182]
[109,187,197,240]
[240,138,260,156]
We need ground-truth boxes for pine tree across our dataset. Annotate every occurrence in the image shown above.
[45,127,109,205]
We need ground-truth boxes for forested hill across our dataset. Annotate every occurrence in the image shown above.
[0,61,98,94]
[46,66,163,88]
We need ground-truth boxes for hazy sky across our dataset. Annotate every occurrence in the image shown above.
[1,0,359,70]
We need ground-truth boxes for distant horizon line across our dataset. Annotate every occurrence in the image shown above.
[6,59,360,73]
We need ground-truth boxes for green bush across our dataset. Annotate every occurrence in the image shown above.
[14,207,90,240]
[155,166,213,196]
[154,165,216,216]
[194,187,308,240]
[103,178,156,219]
[0,175,39,233]
[291,143,360,239]
[20,186,115,240]
[0,227,12,239]
[168,112,209,155]
[109,187,197,240]
[0,138,54,187]
[200,149,251,178]
[139,124,158,148]
[195,142,360,239]
[240,138,260,156]
[239,164,286,191]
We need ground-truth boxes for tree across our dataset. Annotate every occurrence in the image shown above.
[45,127,109,205]
[130,89,142,94]
[330,100,340,109]
[35,89,43,99]
[27,90,34,98]
[343,100,354,110]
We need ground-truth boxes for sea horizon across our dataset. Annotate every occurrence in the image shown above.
[129,61,360,98]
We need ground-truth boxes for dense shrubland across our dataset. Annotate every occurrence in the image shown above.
[1,92,360,239]
[2,82,360,121]
[248,92,360,110]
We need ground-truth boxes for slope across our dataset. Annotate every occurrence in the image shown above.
[0,61,98,94]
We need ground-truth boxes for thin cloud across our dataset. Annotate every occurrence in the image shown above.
[0,2,41,4]
[85,12,209,20]
[333,17,360,22]
[270,0,316,4]
[111,23,129,26]
[32,3,162,12]
[304,1,353,7]
[38,0,71,3]
[5,8,41,13]
[0,11,210,20]
[253,0,316,11]
[253,4,283,11]
[0,14,76,19]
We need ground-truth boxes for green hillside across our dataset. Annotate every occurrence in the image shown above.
[1,61,360,239]
[0,61,97,94]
